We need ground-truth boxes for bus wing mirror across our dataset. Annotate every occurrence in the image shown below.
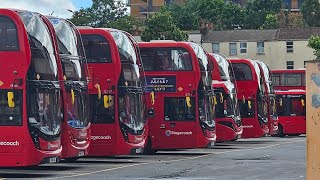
[248,100,252,109]
[7,92,15,108]
[94,83,101,99]
[150,91,155,105]
[301,99,305,107]
[219,93,224,103]
[186,96,192,108]
[213,96,217,105]
[71,89,75,105]
[104,95,109,108]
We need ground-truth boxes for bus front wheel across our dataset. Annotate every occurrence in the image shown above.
[143,138,156,155]
[277,124,285,137]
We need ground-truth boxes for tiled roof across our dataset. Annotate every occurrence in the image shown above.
[202,28,320,42]
[202,29,279,42]
[278,28,320,40]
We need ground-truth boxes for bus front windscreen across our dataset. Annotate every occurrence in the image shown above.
[277,94,306,116]
[49,17,89,128]
[198,91,215,128]
[28,86,62,136]
[18,12,62,136]
[111,31,145,132]
[216,92,237,119]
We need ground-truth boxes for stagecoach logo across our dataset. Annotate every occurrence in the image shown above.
[91,135,112,140]
[0,141,19,146]
[165,130,192,136]
[242,125,254,128]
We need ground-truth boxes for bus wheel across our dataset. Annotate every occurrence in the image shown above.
[143,138,156,155]
[63,157,80,162]
[277,125,285,137]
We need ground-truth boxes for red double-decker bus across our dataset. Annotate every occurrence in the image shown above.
[0,9,62,166]
[209,53,242,142]
[79,28,146,156]
[275,90,306,136]
[256,61,278,135]
[230,59,269,138]
[271,69,305,91]
[47,17,91,161]
[139,41,216,154]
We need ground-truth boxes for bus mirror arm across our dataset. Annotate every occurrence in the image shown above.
[186,96,192,107]
[150,91,155,105]
[7,92,15,108]
[103,95,109,108]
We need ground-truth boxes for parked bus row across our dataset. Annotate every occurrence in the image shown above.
[0,8,306,167]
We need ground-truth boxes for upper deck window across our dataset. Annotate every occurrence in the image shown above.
[81,34,112,63]
[140,47,192,71]
[232,63,253,81]
[0,16,19,51]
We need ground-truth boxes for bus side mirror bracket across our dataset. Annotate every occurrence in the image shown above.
[7,92,15,108]
[104,95,109,108]
[186,96,192,108]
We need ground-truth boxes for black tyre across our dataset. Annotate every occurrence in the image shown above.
[143,138,156,155]
[277,124,285,137]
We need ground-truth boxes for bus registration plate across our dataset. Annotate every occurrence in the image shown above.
[135,148,142,154]
[78,151,85,157]
[49,157,57,163]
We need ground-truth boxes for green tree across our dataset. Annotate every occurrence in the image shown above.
[260,14,278,29]
[301,0,320,27]
[244,0,282,29]
[69,0,127,27]
[308,36,320,60]
[276,11,304,28]
[108,16,144,35]
[163,4,200,30]
[141,11,188,42]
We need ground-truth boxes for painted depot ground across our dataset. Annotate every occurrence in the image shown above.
[0,136,305,180]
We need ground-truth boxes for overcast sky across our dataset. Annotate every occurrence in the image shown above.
[0,0,92,18]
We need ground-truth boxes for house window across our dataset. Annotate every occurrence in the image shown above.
[257,42,264,54]
[240,42,247,53]
[287,61,294,69]
[286,41,293,53]
[212,43,220,53]
[229,43,237,56]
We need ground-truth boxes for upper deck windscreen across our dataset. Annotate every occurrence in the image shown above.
[140,47,192,71]
[232,63,253,81]
[48,17,85,80]
[0,15,19,51]
[213,54,230,81]
[18,11,58,80]
[81,34,112,63]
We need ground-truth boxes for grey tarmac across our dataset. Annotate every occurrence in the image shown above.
[0,136,305,180]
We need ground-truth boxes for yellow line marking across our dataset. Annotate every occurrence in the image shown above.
[39,139,304,180]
